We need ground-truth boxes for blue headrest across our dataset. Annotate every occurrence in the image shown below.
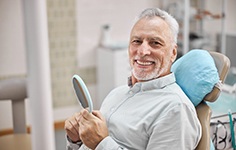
[171,49,219,106]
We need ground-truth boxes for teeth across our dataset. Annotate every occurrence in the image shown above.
[136,60,153,66]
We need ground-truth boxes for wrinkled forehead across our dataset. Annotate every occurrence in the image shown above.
[130,17,173,40]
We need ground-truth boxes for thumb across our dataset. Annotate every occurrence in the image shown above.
[92,110,105,121]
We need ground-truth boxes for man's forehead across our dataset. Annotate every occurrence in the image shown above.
[132,17,173,40]
[132,17,170,33]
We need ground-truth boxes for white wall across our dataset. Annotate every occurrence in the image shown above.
[0,0,27,76]
[76,0,159,68]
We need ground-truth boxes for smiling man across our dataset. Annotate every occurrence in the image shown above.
[65,8,202,150]
[129,13,177,82]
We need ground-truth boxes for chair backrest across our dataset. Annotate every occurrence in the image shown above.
[204,51,231,102]
[196,51,230,150]
[0,78,28,133]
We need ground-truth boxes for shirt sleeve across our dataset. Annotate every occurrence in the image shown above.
[95,136,128,150]
[66,135,127,150]
[146,103,202,150]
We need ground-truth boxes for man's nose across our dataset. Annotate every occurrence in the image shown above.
[138,41,151,56]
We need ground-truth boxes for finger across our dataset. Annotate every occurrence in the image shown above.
[67,120,82,143]
[70,115,80,128]
[74,112,82,123]
[70,120,80,134]
[79,114,89,127]
[65,113,81,134]
[64,118,77,131]
[66,127,78,137]
[64,119,79,138]
[66,128,81,143]
[65,120,79,137]
[81,109,94,120]
[92,110,105,121]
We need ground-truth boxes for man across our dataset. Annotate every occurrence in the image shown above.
[65,8,202,150]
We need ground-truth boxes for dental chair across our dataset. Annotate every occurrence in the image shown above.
[0,77,31,150]
[195,51,230,150]
[172,50,230,150]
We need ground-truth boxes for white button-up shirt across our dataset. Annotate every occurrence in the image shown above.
[67,73,202,150]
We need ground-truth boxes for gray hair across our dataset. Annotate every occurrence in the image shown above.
[137,8,179,44]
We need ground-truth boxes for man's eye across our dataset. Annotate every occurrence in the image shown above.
[132,40,141,44]
[150,41,160,45]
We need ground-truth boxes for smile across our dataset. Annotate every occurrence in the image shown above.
[135,60,154,66]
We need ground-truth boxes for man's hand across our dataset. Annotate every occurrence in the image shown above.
[64,112,82,143]
[79,109,109,149]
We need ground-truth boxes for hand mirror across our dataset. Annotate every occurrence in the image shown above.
[72,75,93,113]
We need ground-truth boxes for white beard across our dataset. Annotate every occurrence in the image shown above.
[131,60,170,81]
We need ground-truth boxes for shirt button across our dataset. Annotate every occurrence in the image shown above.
[111,107,115,112]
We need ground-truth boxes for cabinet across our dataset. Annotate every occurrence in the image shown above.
[96,47,130,108]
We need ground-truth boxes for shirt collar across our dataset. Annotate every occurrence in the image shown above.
[128,73,176,93]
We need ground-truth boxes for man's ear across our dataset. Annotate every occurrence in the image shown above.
[171,44,178,63]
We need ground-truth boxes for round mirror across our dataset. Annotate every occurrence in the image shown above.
[72,75,93,113]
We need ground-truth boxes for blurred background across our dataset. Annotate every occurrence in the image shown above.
[0,0,235,149]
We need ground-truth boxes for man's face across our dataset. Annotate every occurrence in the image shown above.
[128,16,177,82]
